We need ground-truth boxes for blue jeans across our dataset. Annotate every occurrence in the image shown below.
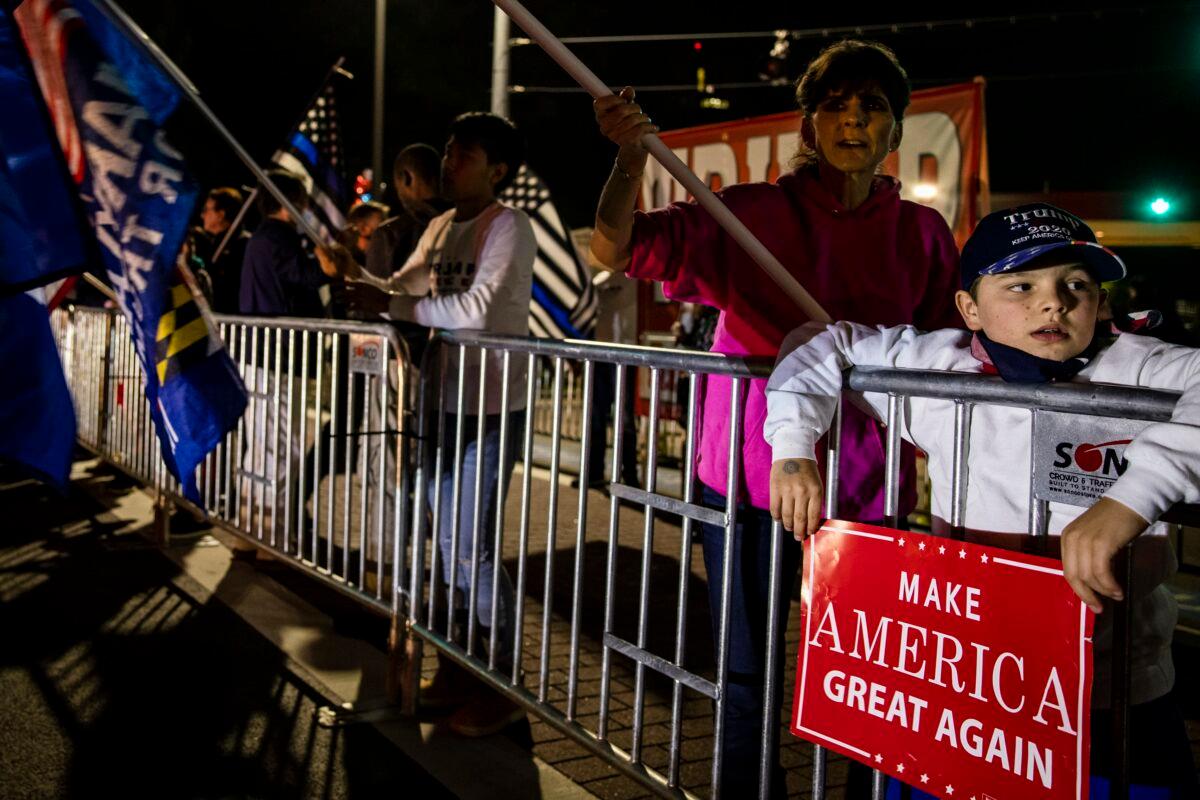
[433,412,521,663]
[699,485,803,799]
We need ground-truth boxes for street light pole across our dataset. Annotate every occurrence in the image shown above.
[373,0,386,186]
[491,6,510,117]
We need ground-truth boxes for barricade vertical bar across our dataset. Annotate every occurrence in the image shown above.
[488,351,512,670]
[427,346,448,627]
[512,352,537,685]
[298,329,310,558]
[233,325,247,529]
[357,373,371,587]
[251,326,264,540]
[1028,416,1050,538]
[949,401,973,537]
[271,327,283,548]
[712,376,745,799]
[598,362,628,740]
[284,328,296,551]
[760,519,784,798]
[344,359,358,580]
[223,323,236,521]
[312,331,325,565]
[376,339,390,600]
[875,393,904,800]
[632,367,662,762]
[447,345,469,640]
[1111,548,1134,800]
[566,358,594,720]
[812,400,842,800]
[668,369,700,786]
[410,345,433,626]
[539,356,566,702]
[327,335,340,572]
[467,349,489,656]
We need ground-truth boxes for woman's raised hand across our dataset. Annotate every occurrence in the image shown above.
[594,87,658,170]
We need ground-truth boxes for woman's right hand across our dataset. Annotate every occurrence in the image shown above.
[594,87,657,172]
[769,458,825,541]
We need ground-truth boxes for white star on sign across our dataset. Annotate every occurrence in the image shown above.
[920,773,929,784]
[874,753,882,763]
[896,763,906,774]
[918,541,926,551]
[898,537,906,546]
[945,786,954,796]
[959,549,967,558]
[980,554,989,564]
[938,545,946,555]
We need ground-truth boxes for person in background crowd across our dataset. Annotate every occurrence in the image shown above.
[189,187,250,314]
[319,113,534,739]
[338,200,389,265]
[349,143,452,362]
[577,265,640,492]
[589,40,962,797]
[240,170,328,318]
[236,170,327,548]
[330,200,389,319]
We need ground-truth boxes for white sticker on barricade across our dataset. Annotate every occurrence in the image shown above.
[349,334,385,376]
[1031,410,1150,507]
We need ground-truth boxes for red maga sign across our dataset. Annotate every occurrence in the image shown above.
[791,521,1094,800]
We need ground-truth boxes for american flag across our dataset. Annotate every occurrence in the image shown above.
[271,78,347,244]
[501,166,597,339]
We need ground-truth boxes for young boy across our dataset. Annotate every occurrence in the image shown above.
[319,112,533,738]
[765,203,1200,796]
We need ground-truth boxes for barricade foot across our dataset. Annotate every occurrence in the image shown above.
[316,700,406,729]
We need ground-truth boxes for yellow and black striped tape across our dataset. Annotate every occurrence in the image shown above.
[155,282,210,385]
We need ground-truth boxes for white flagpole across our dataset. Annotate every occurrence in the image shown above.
[491,0,830,323]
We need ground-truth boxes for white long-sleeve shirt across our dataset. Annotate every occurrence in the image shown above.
[765,322,1200,706]
[363,202,535,414]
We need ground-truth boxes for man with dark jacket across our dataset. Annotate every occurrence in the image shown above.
[239,170,327,318]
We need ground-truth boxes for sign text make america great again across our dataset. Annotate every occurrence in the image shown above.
[791,521,1094,800]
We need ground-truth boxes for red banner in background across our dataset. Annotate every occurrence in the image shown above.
[792,520,1093,800]
[643,80,987,247]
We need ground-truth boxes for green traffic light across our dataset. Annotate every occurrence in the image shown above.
[1150,197,1171,216]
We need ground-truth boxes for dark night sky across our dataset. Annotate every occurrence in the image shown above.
[118,1,1200,228]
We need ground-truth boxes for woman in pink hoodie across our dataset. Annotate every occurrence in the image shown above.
[589,40,961,796]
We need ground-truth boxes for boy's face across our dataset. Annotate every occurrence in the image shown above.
[441,136,506,203]
[801,81,900,177]
[954,261,1106,361]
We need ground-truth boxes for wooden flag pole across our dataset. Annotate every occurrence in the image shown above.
[490,0,831,323]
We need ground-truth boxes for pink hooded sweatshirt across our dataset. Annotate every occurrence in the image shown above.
[628,169,962,516]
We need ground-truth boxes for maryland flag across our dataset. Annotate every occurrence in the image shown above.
[13,0,246,501]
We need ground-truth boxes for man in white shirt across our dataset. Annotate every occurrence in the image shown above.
[319,112,533,737]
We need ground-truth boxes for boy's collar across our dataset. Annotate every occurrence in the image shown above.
[969,311,1162,383]
[970,331,1100,383]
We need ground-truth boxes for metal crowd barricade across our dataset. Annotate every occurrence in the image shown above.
[52,306,1190,800]
[53,304,414,620]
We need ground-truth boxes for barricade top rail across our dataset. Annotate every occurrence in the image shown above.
[849,366,1180,421]
[67,305,413,364]
[437,330,1180,421]
[435,329,775,377]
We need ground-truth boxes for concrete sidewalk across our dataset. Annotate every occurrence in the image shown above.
[0,458,590,800]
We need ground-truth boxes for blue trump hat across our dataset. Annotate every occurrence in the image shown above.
[961,203,1126,290]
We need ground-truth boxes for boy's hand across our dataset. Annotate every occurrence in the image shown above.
[594,87,658,173]
[1060,497,1150,613]
[769,458,825,541]
[316,244,360,280]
